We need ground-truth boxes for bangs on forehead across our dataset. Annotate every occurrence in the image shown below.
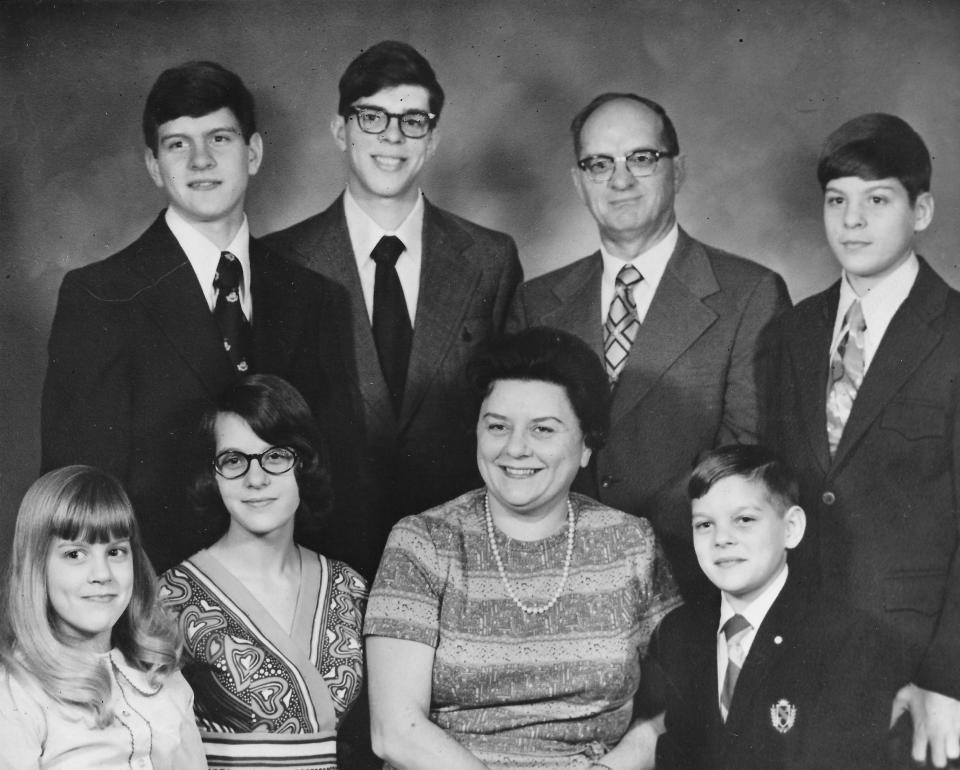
[51,485,134,544]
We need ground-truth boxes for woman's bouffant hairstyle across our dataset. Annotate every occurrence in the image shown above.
[191,374,332,542]
[0,466,180,728]
[467,327,611,451]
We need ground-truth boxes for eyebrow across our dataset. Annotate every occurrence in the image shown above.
[481,411,564,424]
[159,125,242,142]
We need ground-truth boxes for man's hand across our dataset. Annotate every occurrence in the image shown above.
[892,683,960,767]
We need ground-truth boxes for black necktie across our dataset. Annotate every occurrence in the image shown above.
[371,236,411,414]
[213,251,251,373]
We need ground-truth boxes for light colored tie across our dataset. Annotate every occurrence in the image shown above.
[720,613,752,720]
[826,300,867,456]
[603,264,643,383]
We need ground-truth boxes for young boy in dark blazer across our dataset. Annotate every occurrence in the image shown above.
[765,114,960,767]
[637,445,898,770]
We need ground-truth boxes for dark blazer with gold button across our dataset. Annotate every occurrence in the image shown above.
[640,572,899,770]
[264,195,521,579]
[765,257,960,700]
[509,229,789,597]
[41,212,355,573]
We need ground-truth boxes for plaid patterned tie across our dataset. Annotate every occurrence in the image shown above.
[826,300,866,457]
[213,251,251,373]
[720,613,752,720]
[603,264,643,384]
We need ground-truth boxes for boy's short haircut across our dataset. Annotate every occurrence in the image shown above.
[689,444,799,513]
[142,60,257,156]
[337,40,445,122]
[816,113,931,204]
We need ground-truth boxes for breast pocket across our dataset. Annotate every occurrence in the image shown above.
[880,399,946,441]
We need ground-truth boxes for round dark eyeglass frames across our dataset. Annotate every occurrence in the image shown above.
[577,149,677,183]
[348,106,436,139]
[214,447,298,479]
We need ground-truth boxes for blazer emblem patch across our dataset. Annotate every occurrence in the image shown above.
[770,698,797,734]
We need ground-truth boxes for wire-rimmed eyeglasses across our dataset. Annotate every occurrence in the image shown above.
[577,148,677,183]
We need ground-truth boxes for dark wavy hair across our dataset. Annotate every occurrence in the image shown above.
[688,444,799,514]
[191,374,331,543]
[337,40,445,121]
[817,113,931,204]
[143,60,257,156]
[467,327,610,451]
[570,92,679,159]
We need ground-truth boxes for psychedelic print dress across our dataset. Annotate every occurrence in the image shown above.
[160,546,366,770]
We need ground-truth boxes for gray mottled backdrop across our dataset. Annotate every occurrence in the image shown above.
[2,0,958,568]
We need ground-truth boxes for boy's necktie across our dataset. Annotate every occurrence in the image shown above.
[603,264,643,384]
[826,299,867,456]
[720,613,752,720]
[213,251,251,373]
[371,235,411,414]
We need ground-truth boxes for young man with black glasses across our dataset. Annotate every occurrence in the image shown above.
[266,40,521,581]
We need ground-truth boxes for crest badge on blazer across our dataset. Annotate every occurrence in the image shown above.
[770,698,797,734]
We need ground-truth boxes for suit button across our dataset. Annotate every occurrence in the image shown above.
[821,491,836,505]
[601,475,617,488]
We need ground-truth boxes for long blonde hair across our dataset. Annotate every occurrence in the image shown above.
[0,466,181,727]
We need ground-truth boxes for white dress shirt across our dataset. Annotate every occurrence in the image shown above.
[716,564,789,720]
[831,253,918,373]
[165,207,253,321]
[343,188,424,324]
[600,224,679,325]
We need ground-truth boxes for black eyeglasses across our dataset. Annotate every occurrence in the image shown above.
[348,106,436,139]
[577,149,677,183]
[214,447,298,480]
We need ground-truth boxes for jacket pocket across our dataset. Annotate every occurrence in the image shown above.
[883,570,947,615]
[880,400,945,440]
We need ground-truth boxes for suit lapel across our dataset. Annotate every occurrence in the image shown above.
[793,286,837,475]
[832,260,947,470]
[610,231,719,427]
[399,201,482,428]
[310,198,394,427]
[249,237,302,374]
[538,254,604,356]
[131,214,236,395]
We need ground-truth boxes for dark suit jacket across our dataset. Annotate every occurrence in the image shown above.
[264,196,521,579]
[509,229,789,597]
[765,258,960,699]
[641,573,898,770]
[41,213,356,573]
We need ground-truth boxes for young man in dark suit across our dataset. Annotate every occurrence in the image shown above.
[265,41,521,580]
[509,93,789,600]
[41,61,353,573]
[637,445,899,770]
[765,113,960,768]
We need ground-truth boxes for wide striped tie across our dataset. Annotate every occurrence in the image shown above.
[720,613,752,720]
[603,264,643,384]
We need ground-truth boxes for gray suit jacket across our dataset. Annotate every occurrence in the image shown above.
[264,195,521,578]
[509,229,789,597]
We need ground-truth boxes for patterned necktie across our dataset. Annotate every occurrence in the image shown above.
[213,251,251,373]
[371,235,411,415]
[826,300,867,457]
[603,264,643,384]
[720,613,752,720]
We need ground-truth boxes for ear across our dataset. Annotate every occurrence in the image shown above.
[571,165,587,205]
[913,191,935,233]
[246,132,263,177]
[144,147,164,189]
[331,114,347,151]
[672,153,686,192]
[580,445,592,469]
[423,124,440,160]
[783,505,807,550]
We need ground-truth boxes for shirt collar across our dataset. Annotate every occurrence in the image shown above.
[165,207,251,305]
[717,563,789,637]
[343,187,424,267]
[600,223,678,289]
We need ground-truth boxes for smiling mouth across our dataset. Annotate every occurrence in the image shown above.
[243,498,277,507]
[371,155,405,171]
[714,558,746,568]
[499,466,542,479]
[188,180,222,190]
[84,594,118,602]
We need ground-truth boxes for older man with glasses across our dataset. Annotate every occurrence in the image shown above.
[265,40,521,583]
[510,92,790,603]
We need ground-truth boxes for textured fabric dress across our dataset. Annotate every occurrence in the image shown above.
[159,546,366,770]
[0,650,206,770]
[365,489,682,769]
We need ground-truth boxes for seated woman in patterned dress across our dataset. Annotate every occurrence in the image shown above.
[0,465,206,769]
[159,374,367,770]
[365,327,683,770]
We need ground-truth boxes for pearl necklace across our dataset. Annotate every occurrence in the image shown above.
[483,493,576,615]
